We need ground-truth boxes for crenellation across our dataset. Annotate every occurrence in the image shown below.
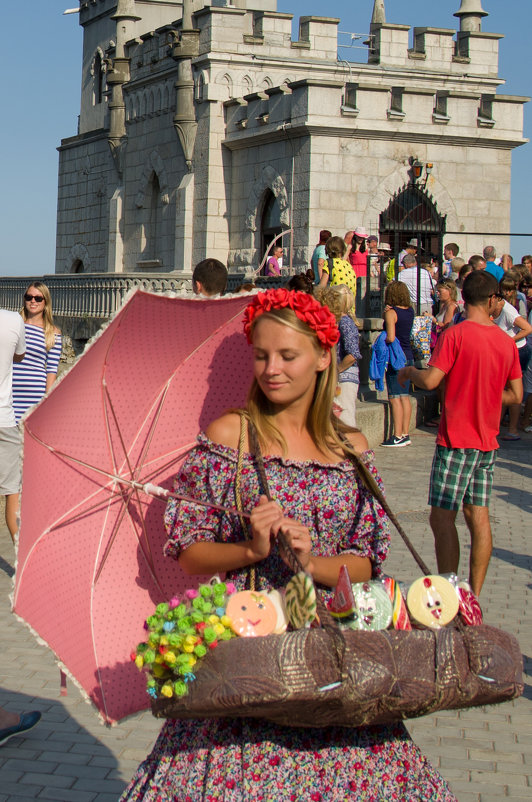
[56,0,528,275]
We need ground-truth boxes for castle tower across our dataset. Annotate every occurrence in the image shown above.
[454,0,488,33]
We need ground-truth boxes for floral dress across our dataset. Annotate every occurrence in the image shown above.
[120,434,456,802]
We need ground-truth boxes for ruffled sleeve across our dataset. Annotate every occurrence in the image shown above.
[337,450,390,577]
[163,438,243,559]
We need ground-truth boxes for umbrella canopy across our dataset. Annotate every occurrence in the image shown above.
[13,290,254,723]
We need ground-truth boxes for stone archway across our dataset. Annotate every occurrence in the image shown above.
[244,166,290,235]
[365,165,459,234]
[135,150,170,208]
[68,243,91,273]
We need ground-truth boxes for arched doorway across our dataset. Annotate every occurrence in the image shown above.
[379,184,446,267]
[260,190,284,275]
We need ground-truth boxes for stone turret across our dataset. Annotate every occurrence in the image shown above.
[107,0,141,174]
[454,0,488,33]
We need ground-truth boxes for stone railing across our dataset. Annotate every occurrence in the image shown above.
[0,273,194,317]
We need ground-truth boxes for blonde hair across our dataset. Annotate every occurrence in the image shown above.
[436,279,458,303]
[318,284,360,326]
[245,307,358,455]
[21,281,58,351]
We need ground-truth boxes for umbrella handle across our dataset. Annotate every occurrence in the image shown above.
[141,482,251,520]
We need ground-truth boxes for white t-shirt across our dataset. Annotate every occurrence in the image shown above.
[493,300,526,349]
[0,310,26,427]
[399,266,434,306]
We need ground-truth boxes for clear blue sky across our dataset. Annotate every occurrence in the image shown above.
[1,0,530,276]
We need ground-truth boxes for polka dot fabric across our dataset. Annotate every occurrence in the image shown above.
[13,291,253,723]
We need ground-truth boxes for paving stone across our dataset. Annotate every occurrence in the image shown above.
[37,790,97,802]
[0,431,530,798]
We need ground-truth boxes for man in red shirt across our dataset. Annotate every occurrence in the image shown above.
[398,271,522,596]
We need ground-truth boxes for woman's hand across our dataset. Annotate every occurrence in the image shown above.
[273,518,313,572]
[249,495,283,563]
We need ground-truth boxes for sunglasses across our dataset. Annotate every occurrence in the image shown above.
[24,294,44,303]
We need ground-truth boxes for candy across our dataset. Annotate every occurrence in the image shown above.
[383,577,411,631]
[407,575,459,629]
[267,588,289,634]
[285,572,317,629]
[344,581,392,631]
[457,582,483,626]
[329,565,356,619]
[226,590,278,637]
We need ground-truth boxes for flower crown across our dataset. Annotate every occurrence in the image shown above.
[243,289,339,349]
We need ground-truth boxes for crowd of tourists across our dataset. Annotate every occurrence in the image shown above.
[0,245,528,798]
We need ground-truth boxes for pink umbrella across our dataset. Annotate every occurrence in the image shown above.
[13,290,253,724]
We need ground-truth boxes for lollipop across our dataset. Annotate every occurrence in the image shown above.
[457,582,483,626]
[407,575,459,630]
[267,589,289,634]
[285,572,317,629]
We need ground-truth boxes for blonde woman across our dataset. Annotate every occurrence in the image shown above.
[319,284,361,428]
[13,282,62,423]
[121,288,456,802]
[433,280,459,332]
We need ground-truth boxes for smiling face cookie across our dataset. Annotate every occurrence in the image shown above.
[225,591,278,637]
[407,575,459,629]
[349,581,392,631]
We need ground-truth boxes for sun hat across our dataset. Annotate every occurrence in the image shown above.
[353,226,369,238]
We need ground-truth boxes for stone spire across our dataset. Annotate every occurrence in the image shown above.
[454,0,488,33]
[371,0,386,25]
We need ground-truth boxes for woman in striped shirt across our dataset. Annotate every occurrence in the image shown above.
[12,282,62,423]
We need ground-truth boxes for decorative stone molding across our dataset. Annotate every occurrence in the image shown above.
[67,243,92,274]
[364,166,460,234]
[135,150,170,207]
[90,47,108,76]
[244,166,290,233]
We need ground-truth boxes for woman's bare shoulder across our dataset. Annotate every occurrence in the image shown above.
[344,430,369,455]
[205,412,243,450]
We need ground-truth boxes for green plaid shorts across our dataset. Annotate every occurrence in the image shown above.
[428,446,497,511]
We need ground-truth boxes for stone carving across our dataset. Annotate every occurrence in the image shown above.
[68,243,92,274]
[366,165,459,234]
[244,166,290,232]
[135,150,170,208]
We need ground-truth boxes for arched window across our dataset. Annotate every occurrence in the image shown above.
[71,259,84,274]
[260,190,283,273]
[93,52,105,105]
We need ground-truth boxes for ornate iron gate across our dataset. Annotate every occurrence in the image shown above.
[379,183,446,265]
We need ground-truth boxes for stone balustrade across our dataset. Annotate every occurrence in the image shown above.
[0,273,194,318]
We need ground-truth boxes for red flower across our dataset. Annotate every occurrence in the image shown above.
[225,780,235,789]
[243,290,339,349]
[269,756,280,766]
[311,794,322,801]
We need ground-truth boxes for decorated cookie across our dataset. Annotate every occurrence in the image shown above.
[226,590,278,637]
[267,589,289,634]
[329,565,356,620]
[285,572,317,629]
[457,582,483,626]
[348,581,393,631]
[407,575,459,630]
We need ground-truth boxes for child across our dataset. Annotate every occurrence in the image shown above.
[318,284,361,428]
